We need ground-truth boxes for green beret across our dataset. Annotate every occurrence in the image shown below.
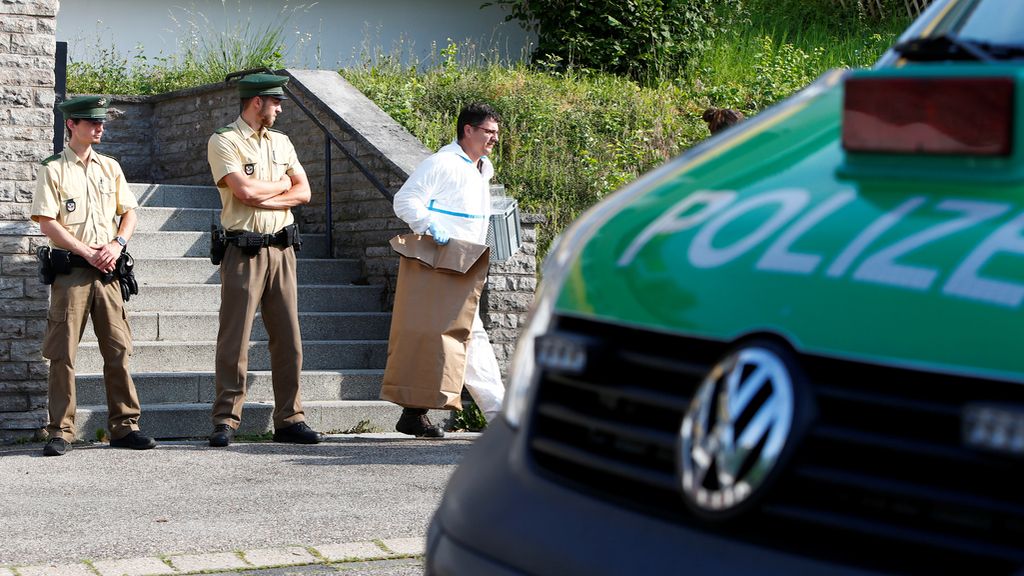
[58,95,109,120]
[237,73,289,99]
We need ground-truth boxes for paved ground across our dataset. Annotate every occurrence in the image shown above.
[0,433,477,575]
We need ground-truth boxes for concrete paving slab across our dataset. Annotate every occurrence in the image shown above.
[315,541,388,562]
[91,556,176,576]
[16,565,94,576]
[0,439,473,566]
[0,568,14,576]
[379,537,425,556]
[242,546,317,568]
[168,551,248,572]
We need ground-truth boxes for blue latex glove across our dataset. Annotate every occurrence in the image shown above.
[427,222,450,245]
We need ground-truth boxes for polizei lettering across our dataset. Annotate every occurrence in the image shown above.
[617,188,1024,308]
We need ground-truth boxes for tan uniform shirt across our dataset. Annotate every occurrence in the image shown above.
[30,148,137,249]
[207,117,302,234]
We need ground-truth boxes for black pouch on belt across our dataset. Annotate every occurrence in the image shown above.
[236,233,265,256]
[50,248,72,275]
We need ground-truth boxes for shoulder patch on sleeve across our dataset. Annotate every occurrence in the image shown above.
[215,126,234,134]
[40,153,60,166]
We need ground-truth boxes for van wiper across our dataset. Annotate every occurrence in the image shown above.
[894,35,996,62]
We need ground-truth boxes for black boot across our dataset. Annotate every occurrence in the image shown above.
[273,421,323,444]
[209,424,235,447]
[396,408,445,438]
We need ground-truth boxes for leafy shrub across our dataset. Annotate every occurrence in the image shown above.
[748,36,824,109]
[488,0,735,85]
[452,404,487,432]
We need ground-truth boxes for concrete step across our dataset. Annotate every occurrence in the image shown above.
[84,311,391,342]
[132,183,221,209]
[76,369,385,405]
[72,400,457,440]
[128,231,328,259]
[134,257,362,285]
[125,283,383,312]
[136,206,219,232]
[76,339,387,373]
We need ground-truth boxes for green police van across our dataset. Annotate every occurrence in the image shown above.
[427,1,1024,574]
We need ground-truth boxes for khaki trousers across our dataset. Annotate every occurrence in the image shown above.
[213,244,304,429]
[42,267,141,442]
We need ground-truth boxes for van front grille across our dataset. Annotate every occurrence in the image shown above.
[527,314,1024,574]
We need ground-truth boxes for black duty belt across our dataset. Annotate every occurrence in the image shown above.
[212,223,302,261]
[36,247,140,303]
[226,227,294,248]
[47,248,102,270]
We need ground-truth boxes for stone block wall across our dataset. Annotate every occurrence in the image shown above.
[0,0,58,441]
[100,96,152,182]
[482,214,543,368]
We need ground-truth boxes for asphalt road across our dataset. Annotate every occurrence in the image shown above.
[0,434,475,568]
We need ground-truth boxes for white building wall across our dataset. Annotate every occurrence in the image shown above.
[57,0,532,69]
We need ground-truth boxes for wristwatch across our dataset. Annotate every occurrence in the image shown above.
[115,236,127,247]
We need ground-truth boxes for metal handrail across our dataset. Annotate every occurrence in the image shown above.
[225,68,394,256]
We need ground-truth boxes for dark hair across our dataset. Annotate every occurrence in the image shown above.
[702,107,744,135]
[65,117,87,139]
[456,102,501,141]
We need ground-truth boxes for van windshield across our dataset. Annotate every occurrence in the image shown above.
[956,0,1024,46]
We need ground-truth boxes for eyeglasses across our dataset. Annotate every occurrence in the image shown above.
[472,125,499,137]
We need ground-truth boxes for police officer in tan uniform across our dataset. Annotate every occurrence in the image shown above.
[30,95,157,456]
[206,73,322,447]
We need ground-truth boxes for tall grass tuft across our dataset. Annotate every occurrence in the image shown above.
[67,1,312,95]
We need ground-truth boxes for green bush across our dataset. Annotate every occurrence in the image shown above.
[488,0,734,85]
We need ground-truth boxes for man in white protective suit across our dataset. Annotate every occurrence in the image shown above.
[391,102,506,437]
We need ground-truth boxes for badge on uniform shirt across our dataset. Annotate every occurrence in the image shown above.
[65,199,76,213]
[244,163,255,176]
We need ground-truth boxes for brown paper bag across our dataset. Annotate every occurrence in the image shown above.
[379,234,490,410]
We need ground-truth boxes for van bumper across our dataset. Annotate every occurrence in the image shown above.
[426,418,879,576]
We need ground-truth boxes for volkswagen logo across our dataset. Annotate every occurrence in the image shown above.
[679,346,796,516]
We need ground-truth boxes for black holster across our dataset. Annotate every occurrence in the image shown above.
[210,225,227,265]
[116,250,138,302]
[37,246,56,285]
[37,246,74,284]
[283,223,302,252]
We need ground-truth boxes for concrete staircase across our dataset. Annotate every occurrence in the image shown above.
[71,183,432,440]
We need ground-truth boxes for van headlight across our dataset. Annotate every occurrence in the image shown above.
[503,211,603,428]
